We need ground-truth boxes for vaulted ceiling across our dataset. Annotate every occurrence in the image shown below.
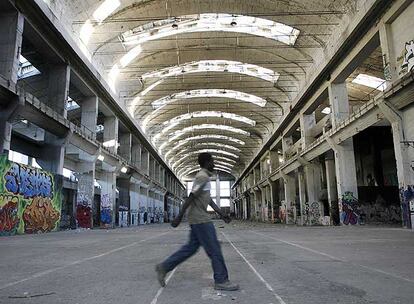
[43,0,381,180]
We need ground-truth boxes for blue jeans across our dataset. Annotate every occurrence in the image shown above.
[161,222,229,284]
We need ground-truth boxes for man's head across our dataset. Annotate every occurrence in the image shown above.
[198,152,214,172]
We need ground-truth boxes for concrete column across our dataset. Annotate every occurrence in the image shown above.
[269,181,275,223]
[75,161,95,229]
[0,9,24,84]
[100,171,117,228]
[129,179,140,226]
[281,173,295,224]
[38,132,69,175]
[328,82,350,129]
[379,23,398,85]
[81,96,98,139]
[304,161,322,204]
[117,177,130,227]
[298,169,307,225]
[216,173,220,207]
[378,102,414,228]
[270,150,280,173]
[104,116,119,154]
[132,142,141,168]
[0,97,21,153]
[325,152,339,225]
[300,113,316,149]
[282,136,293,160]
[119,133,132,162]
[328,82,358,224]
[47,65,70,118]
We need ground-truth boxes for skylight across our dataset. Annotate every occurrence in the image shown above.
[159,134,245,154]
[352,74,387,91]
[172,152,238,170]
[18,55,40,79]
[164,142,240,160]
[142,60,279,83]
[152,89,267,109]
[120,45,142,68]
[321,107,331,115]
[93,0,120,24]
[153,111,255,135]
[167,124,250,143]
[108,64,120,93]
[121,14,299,46]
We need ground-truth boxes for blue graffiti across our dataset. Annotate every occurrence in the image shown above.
[100,207,112,224]
[5,163,53,199]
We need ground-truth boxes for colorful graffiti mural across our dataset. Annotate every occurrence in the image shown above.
[303,201,322,225]
[340,191,360,225]
[100,193,112,226]
[0,154,62,236]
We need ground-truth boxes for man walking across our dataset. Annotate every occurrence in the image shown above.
[155,152,239,291]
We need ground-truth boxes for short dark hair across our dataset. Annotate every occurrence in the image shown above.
[198,152,212,167]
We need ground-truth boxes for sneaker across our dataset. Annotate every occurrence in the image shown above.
[214,280,239,291]
[155,264,166,287]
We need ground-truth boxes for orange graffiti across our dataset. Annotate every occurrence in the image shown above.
[23,197,60,233]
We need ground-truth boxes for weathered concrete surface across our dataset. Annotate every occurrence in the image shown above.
[0,221,413,304]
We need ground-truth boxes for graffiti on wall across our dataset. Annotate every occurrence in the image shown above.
[100,193,112,226]
[399,186,413,228]
[398,40,414,77]
[303,201,322,225]
[340,192,360,225]
[76,175,93,229]
[0,155,61,235]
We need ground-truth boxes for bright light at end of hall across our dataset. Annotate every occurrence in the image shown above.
[352,74,386,91]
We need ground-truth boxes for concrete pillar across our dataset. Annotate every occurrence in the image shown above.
[270,150,280,173]
[379,23,398,85]
[282,136,293,160]
[281,173,295,224]
[132,142,141,169]
[328,82,350,129]
[300,113,316,149]
[325,152,339,225]
[304,161,322,204]
[75,161,95,229]
[117,177,130,227]
[269,181,276,223]
[38,132,69,175]
[378,102,414,228]
[130,179,140,226]
[81,96,98,139]
[298,169,306,225]
[104,116,119,154]
[47,65,70,118]
[328,82,358,225]
[119,133,132,162]
[216,173,220,207]
[0,97,21,153]
[100,171,117,228]
[0,9,24,84]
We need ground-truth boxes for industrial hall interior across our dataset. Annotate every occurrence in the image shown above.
[1,0,414,303]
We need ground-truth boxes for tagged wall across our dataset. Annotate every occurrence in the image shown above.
[0,154,62,236]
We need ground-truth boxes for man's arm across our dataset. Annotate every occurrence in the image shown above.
[209,199,231,223]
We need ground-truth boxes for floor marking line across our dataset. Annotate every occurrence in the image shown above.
[251,231,414,284]
[221,232,287,304]
[150,268,177,304]
[0,231,171,290]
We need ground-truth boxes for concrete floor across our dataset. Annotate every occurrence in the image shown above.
[0,221,413,304]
